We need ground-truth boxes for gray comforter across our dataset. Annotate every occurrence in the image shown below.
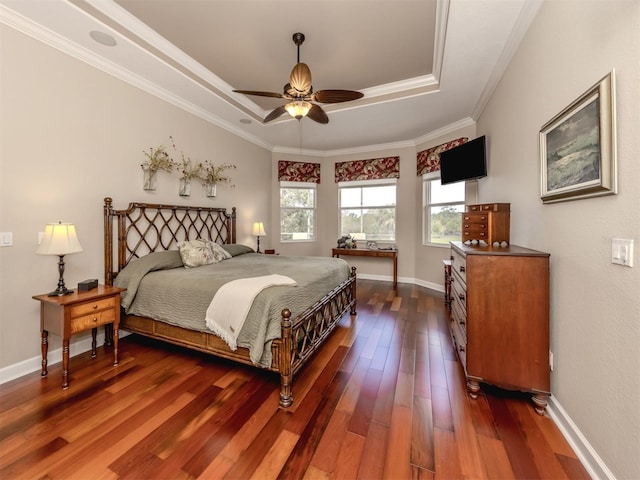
[114,250,350,367]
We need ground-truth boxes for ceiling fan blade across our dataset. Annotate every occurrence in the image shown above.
[289,63,312,95]
[306,103,329,124]
[233,90,285,99]
[313,89,364,104]
[264,105,287,123]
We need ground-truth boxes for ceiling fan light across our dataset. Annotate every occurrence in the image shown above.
[285,101,311,119]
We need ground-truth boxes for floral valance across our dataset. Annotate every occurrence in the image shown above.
[278,161,321,183]
[334,156,400,183]
[416,137,468,176]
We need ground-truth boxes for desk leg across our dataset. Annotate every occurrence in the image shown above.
[393,256,398,289]
[41,330,48,377]
[62,338,70,389]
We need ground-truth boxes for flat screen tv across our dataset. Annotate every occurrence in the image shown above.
[439,136,487,185]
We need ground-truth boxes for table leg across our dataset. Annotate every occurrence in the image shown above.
[113,325,119,366]
[62,338,70,389]
[41,330,48,377]
[91,327,97,358]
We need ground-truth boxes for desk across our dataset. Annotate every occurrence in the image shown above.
[332,248,398,288]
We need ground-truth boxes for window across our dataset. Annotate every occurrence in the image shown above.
[423,173,465,245]
[280,182,316,242]
[339,180,396,242]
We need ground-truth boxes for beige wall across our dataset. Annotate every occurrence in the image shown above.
[0,26,271,368]
[477,1,640,478]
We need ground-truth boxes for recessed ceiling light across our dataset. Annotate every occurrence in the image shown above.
[89,30,117,47]
[239,119,252,124]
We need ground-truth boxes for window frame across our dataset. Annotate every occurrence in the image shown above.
[279,181,317,243]
[338,178,397,243]
[422,172,466,247]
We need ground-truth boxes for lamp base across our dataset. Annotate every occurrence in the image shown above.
[48,286,74,297]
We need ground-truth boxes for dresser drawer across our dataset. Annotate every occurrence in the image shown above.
[462,229,488,241]
[467,203,510,212]
[450,248,467,283]
[451,279,467,313]
[70,308,116,334]
[70,297,116,318]
[450,316,467,370]
[462,213,488,226]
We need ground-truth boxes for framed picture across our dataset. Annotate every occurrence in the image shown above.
[539,70,617,204]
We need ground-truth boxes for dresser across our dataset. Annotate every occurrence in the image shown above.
[462,203,510,245]
[448,241,550,414]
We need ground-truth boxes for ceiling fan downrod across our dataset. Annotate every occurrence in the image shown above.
[292,32,305,64]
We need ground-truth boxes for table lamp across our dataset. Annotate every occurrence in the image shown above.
[252,222,266,254]
[36,222,83,296]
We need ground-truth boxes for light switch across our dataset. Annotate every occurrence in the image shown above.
[0,232,13,247]
[612,238,634,267]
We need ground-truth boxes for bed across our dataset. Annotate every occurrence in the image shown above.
[103,197,356,407]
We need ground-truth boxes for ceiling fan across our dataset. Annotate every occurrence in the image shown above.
[233,32,364,124]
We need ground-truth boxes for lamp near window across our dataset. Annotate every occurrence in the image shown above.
[36,222,83,296]
[251,222,266,254]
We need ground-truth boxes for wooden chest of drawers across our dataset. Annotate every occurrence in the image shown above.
[447,241,550,414]
[462,203,510,245]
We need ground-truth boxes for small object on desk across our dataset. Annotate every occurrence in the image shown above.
[264,249,276,255]
[78,278,98,291]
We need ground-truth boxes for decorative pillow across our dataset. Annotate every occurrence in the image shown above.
[210,242,232,262]
[177,239,217,268]
[220,243,255,257]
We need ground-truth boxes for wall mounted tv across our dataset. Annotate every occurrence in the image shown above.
[439,135,487,185]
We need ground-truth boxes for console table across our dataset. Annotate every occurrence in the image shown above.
[332,248,398,288]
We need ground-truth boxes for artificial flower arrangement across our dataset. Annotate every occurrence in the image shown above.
[200,160,237,187]
[141,136,178,173]
[141,136,236,195]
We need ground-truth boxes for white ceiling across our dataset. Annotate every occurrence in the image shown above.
[0,0,542,154]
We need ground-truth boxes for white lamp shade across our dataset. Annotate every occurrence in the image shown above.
[36,222,83,255]
[252,222,266,237]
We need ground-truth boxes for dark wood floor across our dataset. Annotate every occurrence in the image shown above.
[0,280,589,479]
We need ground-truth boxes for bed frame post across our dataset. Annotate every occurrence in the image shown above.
[230,207,237,243]
[279,308,293,407]
[104,197,114,286]
[350,266,357,315]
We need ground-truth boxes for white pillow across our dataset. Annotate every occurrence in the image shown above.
[177,239,217,268]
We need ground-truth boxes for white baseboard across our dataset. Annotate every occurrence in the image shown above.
[0,330,129,385]
[547,395,615,479]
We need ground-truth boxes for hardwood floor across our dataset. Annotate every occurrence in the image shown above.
[0,280,589,479]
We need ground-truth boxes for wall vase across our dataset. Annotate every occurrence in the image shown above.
[142,166,157,191]
[179,177,191,197]
[205,183,217,198]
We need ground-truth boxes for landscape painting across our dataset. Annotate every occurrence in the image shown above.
[540,71,617,203]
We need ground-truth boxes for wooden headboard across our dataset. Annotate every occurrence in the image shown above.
[104,197,236,285]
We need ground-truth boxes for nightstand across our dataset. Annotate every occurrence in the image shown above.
[32,285,126,389]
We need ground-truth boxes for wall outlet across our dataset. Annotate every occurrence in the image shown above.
[549,351,554,371]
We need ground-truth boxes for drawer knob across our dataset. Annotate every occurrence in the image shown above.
[459,266,465,273]
[92,304,98,309]
[458,293,465,301]
[459,345,466,352]
[92,317,98,323]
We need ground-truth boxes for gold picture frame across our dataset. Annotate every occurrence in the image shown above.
[539,70,617,204]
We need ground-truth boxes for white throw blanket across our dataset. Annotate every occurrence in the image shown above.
[205,274,297,350]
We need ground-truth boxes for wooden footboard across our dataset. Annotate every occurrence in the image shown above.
[104,197,357,407]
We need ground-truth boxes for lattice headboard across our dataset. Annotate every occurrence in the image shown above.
[104,197,236,285]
